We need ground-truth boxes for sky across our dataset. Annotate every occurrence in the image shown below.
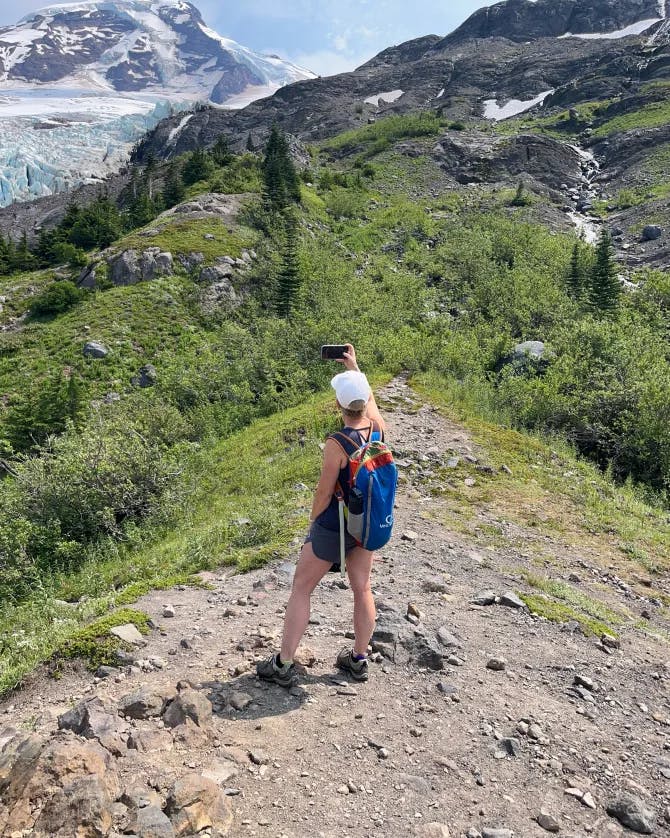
[0,0,501,76]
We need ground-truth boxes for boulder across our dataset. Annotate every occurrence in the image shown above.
[119,685,177,719]
[128,804,176,838]
[607,795,656,834]
[107,248,173,286]
[110,623,146,646]
[57,698,128,754]
[641,225,662,242]
[165,773,233,836]
[132,363,158,388]
[198,264,233,283]
[162,689,212,729]
[512,340,546,361]
[83,340,109,359]
[0,731,119,837]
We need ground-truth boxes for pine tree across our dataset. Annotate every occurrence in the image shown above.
[262,125,300,212]
[588,229,620,315]
[212,135,232,166]
[275,209,301,318]
[567,241,586,300]
[162,161,186,208]
[182,148,213,185]
[246,132,255,152]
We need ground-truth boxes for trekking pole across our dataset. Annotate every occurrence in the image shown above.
[338,497,346,577]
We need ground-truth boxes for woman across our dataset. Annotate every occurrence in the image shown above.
[257,343,386,686]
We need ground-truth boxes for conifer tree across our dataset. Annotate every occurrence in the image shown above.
[275,209,301,318]
[182,148,213,185]
[567,241,586,300]
[262,125,300,212]
[162,161,186,208]
[212,135,232,166]
[246,132,255,152]
[588,229,620,315]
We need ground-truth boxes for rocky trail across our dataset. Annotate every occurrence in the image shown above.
[1,379,669,838]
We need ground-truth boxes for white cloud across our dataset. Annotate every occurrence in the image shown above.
[332,33,348,51]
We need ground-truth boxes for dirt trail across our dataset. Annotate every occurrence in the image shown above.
[1,379,669,838]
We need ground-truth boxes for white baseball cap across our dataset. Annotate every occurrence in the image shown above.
[331,370,371,409]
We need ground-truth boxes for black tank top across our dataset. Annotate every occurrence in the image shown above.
[314,424,376,532]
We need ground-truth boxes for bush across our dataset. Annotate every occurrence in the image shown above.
[30,280,86,316]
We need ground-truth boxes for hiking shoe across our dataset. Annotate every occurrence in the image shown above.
[256,653,295,688]
[336,647,369,682]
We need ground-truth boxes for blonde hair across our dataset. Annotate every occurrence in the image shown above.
[341,398,367,419]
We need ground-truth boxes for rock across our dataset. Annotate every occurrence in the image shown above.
[162,689,212,729]
[396,772,431,795]
[127,728,173,752]
[294,645,317,667]
[436,626,461,649]
[249,749,269,766]
[109,623,146,646]
[132,364,158,388]
[201,758,239,786]
[177,251,205,271]
[400,633,444,670]
[537,810,560,832]
[486,657,506,671]
[119,685,177,719]
[574,674,595,691]
[228,691,253,711]
[601,633,620,649]
[57,698,128,754]
[422,576,450,594]
[607,795,656,834]
[472,591,496,606]
[512,340,546,360]
[407,602,421,618]
[481,830,513,838]
[527,723,542,740]
[414,823,451,837]
[198,264,233,284]
[163,604,176,618]
[165,774,233,836]
[129,805,176,838]
[582,792,597,809]
[83,340,109,359]
[495,737,521,759]
[401,530,419,541]
[0,732,119,837]
[499,591,525,609]
[107,248,173,285]
[641,225,662,242]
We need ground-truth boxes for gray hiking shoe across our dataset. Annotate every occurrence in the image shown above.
[256,653,295,688]
[336,647,369,682]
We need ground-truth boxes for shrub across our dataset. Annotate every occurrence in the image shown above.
[30,280,86,316]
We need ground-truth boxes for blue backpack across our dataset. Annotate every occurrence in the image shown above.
[331,425,398,574]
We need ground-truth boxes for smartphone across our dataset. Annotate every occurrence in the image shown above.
[321,344,348,360]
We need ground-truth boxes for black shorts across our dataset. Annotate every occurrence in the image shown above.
[306,522,358,570]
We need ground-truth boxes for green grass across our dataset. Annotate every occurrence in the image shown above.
[54,607,151,672]
[592,98,670,138]
[0,386,349,696]
[413,371,670,580]
[321,112,444,156]
[116,216,256,266]
[518,592,614,637]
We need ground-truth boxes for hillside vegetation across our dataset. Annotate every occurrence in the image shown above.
[0,110,669,694]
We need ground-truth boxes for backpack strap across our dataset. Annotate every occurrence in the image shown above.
[329,431,359,458]
[370,420,384,443]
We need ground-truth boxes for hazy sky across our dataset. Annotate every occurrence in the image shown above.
[0,0,501,75]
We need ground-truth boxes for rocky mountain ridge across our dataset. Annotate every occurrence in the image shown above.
[0,0,313,206]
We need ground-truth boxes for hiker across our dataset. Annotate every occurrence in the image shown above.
[257,343,388,686]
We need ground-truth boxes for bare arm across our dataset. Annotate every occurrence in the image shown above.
[337,343,386,434]
[310,438,347,522]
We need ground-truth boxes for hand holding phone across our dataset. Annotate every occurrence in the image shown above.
[321,344,348,360]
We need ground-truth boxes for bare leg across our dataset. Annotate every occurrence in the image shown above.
[280,541,332,661]
[346,547,376,656]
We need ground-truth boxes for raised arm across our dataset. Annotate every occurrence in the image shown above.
[337,343,386,434]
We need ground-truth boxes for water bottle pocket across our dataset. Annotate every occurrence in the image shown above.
[347,512,364,540]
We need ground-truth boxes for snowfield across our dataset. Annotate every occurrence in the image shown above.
[483,89,554,121]
[0,0,315,206]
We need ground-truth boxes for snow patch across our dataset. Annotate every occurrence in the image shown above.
[436,88,445,99]
[560,18,661,39]
[166,110,192,143]
[483,89,554,121]
[364,89,404,107]
[0,28,44,45]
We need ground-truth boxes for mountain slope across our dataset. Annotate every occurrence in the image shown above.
[0,0,314,206]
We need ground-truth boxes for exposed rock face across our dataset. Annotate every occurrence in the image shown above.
[0,730,119,837]
[443,0,662,43]
[165,773,233,837]
[107,248,173,286]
